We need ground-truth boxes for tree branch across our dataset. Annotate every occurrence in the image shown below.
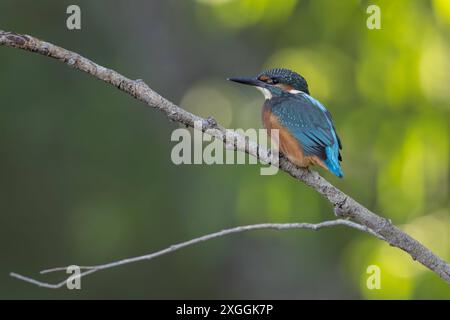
[10,219,381,289]
[1,29,449,286]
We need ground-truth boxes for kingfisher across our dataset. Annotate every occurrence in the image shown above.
[229,68,343,177]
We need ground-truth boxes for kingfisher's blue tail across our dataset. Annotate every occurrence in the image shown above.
[324,146,344,178]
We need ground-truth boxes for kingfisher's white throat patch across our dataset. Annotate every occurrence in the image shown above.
[288,89,303,94]
[256,87,272,100]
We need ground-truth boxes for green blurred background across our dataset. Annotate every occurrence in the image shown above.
[1,0,449,299]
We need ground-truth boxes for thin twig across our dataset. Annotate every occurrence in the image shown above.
[1,29,450,285]
[10,219,380,289]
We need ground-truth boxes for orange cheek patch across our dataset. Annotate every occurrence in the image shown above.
[275,83,294,92]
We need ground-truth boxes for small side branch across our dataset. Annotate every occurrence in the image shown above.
[10,219,380,289]
[1,29,450,285]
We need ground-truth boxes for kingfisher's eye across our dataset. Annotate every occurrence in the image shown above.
[259,76,278,84]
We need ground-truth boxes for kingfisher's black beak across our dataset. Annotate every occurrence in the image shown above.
[227,76,264,87]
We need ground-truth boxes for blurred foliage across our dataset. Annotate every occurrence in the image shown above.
[0,0,449,299]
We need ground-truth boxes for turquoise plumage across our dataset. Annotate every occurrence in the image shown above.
[229,68,344,178]
[268,92,343,177]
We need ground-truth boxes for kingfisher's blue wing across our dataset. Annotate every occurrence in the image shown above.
[271,93,343,177]
[324,107,343,160]
[271,94,334,159]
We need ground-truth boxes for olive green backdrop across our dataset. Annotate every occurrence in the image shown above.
[0,0,449,299]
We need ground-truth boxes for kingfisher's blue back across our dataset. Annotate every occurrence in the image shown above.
[268,91,343,177]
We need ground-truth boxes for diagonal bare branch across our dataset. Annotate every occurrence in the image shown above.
[10,219,381,289]
[1,29,450,286]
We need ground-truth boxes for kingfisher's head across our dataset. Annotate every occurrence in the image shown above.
[228,68,309,99]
